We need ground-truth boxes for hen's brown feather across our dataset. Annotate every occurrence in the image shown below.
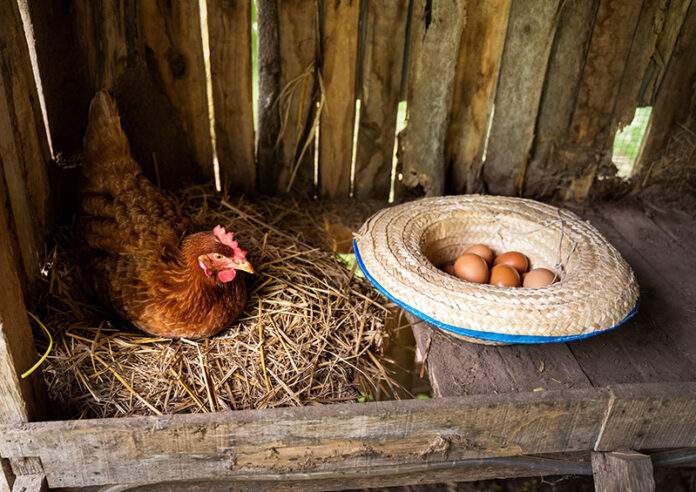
[80,91,248,338]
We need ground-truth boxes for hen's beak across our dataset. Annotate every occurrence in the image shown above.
[234,259,254,274]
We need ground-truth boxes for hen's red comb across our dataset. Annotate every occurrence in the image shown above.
[213,225,247,261]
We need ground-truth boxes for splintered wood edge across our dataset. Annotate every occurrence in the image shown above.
[1,383,695,488]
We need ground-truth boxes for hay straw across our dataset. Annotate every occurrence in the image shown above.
[35,187,392,418]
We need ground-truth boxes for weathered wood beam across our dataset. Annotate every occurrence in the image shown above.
[2,384,696,488]
[592,450,655,492]
[256,0,282,193]
[446,0,511,195]
[482,0,561,196]
[353,0,408,199]
[0,0,52,281]
[10,474,46,492]
[207,0,256,193]
[396,0,466,199]
[276,0,319,196]
[318,0,360,198]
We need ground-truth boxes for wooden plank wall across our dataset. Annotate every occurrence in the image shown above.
[12,0,696,204]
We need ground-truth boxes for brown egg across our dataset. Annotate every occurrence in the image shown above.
[441,262,456,276]
[465,244,495,265]
[453,253,489,283]
[490,264,521,287]
[494,251,529,274]
[523,268,557,288]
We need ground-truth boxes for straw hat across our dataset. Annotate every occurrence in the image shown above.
[354,195,639,345]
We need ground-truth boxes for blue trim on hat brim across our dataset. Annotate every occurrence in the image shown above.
[353,239,638,345]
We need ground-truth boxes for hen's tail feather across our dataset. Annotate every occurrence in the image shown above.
[84,90,132,166]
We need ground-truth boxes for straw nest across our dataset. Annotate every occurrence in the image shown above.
[34,187,394,418]
[355,195,639,344]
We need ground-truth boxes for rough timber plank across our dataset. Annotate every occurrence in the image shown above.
[78,455,593,491]
[319,0,360,198]
[3,384,696,488]
[68,0,206,188]
[256,0,282,193]
[555,0,645,201]
[637,1,696,179]
[276,0,319,195]
[482,0,561,196]
[208,0,256,192]
[0,389,612,488]
[410,315,591,397]
[353,0,408,199]
[523,0,599,198]
[9,474,46,492]
[0,0,51,280]
[592,451,655,492]
[0,173,46,425]
[397,0,466,198]
[139,0,213,181]
[639,0,693,106]
[446,0,511,195]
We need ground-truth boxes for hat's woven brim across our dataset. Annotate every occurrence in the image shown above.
[354,195,639,345]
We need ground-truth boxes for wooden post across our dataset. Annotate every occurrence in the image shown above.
[592,450,655,492]
[318,0,361,198]
[396,0,466,199]
[207,0,256,193]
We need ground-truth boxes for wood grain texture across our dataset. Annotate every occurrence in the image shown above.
[256,0,282,193]
[139,0,213,180]
[9,474,46,492]
[411,316,592,397]
[523,0,600,198]
[0,173,46,425]
[319,0,360,198]
[482,0,561,196]
[4,384,696,488]
[0,388,612,488]
[67,454,593,491]
[397,0,466,198]
[636,1,696,179]
[276,0,319,195]
[639,0,693,106]
[207,0,256,192]
[592,451,655,492]
[446,0,511,195]
[556,0,645,201]
[353,0,408,199]
[0,0,52,281]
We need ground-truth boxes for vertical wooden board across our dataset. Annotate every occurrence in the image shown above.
[397,0,466,199]
[446,0,511,195]
[71,0,132,91]
[353,0,408,199]
[0,173,46,425]
[612,0,663,130]
[523,0,600,198]
[319,0,360,198]
[636,1,696,177]
[592,451,655,492]
[22,0,90,155]
[256,0,282,193]
[208,0,256,192]
[640,0,693,106]
[0,0,51,280]
[557,0,645,200]
[481,0,561,196]
[140,0,214,180]
[276,0,319,195]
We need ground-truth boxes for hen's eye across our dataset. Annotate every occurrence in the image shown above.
[213,253,225,260]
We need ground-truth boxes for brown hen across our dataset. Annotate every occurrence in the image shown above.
[80,91,253,338]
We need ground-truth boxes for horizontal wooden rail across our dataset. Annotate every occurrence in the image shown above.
[1,383,695,488]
